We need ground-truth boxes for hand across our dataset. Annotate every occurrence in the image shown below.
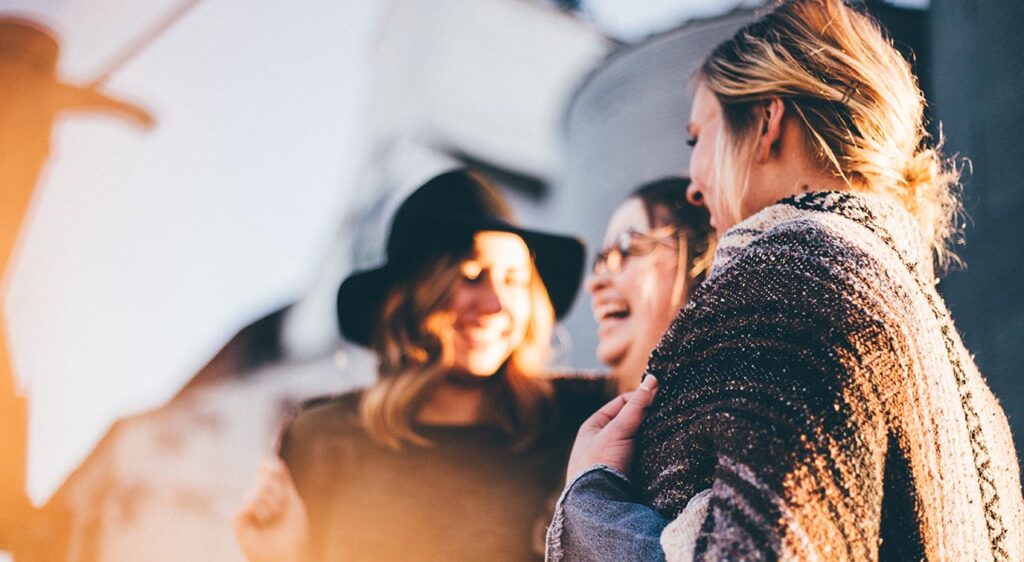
[566,375,659,482]
[232,457,309,562]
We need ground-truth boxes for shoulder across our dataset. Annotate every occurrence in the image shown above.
[650,204,909,403]
[280,390,366,453]
[294,389,362,423]
[692,211,901,332]
[711,194,917,298]
[718,215,864,280]
[279,391,369,497]
[652,204,906,383]
[662,213,889,363]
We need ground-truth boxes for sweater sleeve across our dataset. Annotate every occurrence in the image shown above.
[637,224,896,561]
[546,465,668,562]
[277,394,361,562]
[277,396,355,512]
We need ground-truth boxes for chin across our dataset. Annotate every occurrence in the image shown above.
[596,344,627,373]
[459,354,510,377]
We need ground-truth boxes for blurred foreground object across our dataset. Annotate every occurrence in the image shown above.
[0,14,154,278]
[0,14,153,560]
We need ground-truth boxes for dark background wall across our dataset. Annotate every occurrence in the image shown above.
[928,0,1024,468]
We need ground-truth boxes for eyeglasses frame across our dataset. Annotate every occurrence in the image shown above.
[592,225,686,276]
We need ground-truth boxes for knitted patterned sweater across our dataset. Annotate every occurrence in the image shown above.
[636,191,1024,561]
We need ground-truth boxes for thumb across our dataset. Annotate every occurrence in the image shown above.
[608,375,658,435]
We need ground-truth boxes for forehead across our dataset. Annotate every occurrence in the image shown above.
[689,83,721,125]
[604,198,649,244]
[471,231,530,265]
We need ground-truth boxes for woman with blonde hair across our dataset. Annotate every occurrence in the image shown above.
[234,169,606,562]
[549,1,1024,560]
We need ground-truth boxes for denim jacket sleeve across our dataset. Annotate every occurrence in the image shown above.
[545,465,668,562]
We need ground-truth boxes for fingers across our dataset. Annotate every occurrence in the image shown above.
[607,375,658,435]
[582,391,634,431]
[564,377,659,479]
[235,457,291,528]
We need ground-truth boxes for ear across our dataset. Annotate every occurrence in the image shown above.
[755,97,786,162]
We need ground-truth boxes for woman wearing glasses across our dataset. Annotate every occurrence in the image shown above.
[588,177,713,395]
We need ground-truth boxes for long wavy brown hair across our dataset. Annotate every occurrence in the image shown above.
[359,244,556,451]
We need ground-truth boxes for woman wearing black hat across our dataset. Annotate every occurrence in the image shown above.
[234,169,605,562]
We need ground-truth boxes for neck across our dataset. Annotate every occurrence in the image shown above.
[415,374,492,426]
[749,165,852,218]
[612,353,648,395]
[782,168,851,199]
[745,116,855,218]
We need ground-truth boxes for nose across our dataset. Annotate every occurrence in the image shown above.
[686,182,704,207]
[585,269,610,295]
[475,278,505,316]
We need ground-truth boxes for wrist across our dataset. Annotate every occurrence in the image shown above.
[565,463,632,491]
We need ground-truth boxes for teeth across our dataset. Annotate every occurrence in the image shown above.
[460,325,507,343]
[594,302,630,321]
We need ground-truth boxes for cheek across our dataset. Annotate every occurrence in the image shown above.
[498,290,532,345]
[690,140,713,182]
[509,296,532,338]
[697,159,719,203]
[636,261,671,306]
[611,265,645,303]
[640,263,679,315]
[445,286,470,319]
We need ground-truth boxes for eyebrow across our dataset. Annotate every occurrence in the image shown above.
[467,259,530,271]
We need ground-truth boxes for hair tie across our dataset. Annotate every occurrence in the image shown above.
[839,83,857,105]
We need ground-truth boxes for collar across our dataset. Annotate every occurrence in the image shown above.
[710,190,932,282]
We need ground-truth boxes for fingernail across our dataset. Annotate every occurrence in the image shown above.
[642,375,658,390]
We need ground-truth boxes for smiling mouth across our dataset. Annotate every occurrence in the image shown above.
[594,302,630,322]
[458,326,509,346]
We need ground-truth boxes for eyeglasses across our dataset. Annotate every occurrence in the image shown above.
[592,226,683,276]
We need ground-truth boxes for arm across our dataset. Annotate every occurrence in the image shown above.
[547,465,668,562]
[546,377,669,562]
[233,401,331,562]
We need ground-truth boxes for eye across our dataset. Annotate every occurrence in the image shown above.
[461,261,483,282]
[617,235,635,255]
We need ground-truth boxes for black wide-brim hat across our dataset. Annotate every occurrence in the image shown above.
[337,169,585,347]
